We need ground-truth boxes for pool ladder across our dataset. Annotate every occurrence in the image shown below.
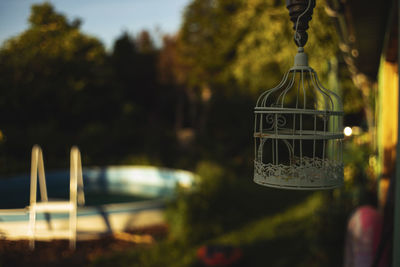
[28,145,85,250]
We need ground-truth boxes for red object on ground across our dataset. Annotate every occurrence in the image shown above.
[197,245,243,266]
[343,205,388,267]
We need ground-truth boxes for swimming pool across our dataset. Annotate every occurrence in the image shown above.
[0,166,195,240]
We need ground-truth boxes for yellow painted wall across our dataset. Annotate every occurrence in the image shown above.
[378,59,399,209]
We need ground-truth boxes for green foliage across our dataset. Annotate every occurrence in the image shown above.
[91,241,197,267]
[0,0,359,175]
[166,161,235,244]
[95,193,344,267]
[166,159,316,248]
[29,3,80,29]
[342,137,375,204]
[0,3,113,170]
[231,0,339,93]
[341,70,365,114]
[0,3,177,173]
[178,0,339,95]
[178,0,245,87]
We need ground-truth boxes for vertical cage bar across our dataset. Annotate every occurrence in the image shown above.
[313,114,316,160]
[292,113,296,159]
[272,139,275,164]
[300,113,303,164]
[322,113,326,163]
[275,113,279,165]
[254,114,258,160]
[302,71,306,109]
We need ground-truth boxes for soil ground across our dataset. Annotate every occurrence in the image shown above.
[0,225,167,267]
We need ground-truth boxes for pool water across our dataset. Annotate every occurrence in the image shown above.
[0,166,194,209]
[83,192,153,206]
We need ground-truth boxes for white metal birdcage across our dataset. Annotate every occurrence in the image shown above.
[253,46,344,190]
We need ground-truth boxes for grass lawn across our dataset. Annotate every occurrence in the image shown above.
[92,192,345,267]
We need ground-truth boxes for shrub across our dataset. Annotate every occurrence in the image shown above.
[166,160,237,244]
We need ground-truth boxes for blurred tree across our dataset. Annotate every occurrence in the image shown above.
[110,31,176,161]
[179,0,241,85]
[0,0,364,178]
[158,35,185,132]
[136,31,155,54]
[112,31,159,110]
[179,0,339,94]
[133,31,159,110]
[158,35,186,87]
[29,3,80,29]
[158,34,200,144]
[0,3,116,170]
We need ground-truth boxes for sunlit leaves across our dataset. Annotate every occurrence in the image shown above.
[231,0,338,94]
[177,0,341,99]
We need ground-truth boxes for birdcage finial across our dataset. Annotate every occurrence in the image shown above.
[293,47,308,67]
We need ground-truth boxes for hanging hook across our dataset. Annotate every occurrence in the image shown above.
[294,0,312,47]
[286,0,316,47]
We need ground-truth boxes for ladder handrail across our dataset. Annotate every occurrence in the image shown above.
[70,146,85,206]
[30,145,48,205]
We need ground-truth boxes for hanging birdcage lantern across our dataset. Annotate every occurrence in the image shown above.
[253,0,344,190]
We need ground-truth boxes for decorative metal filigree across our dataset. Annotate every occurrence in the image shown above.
[254,157,344,189]
[265,114,287,130]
